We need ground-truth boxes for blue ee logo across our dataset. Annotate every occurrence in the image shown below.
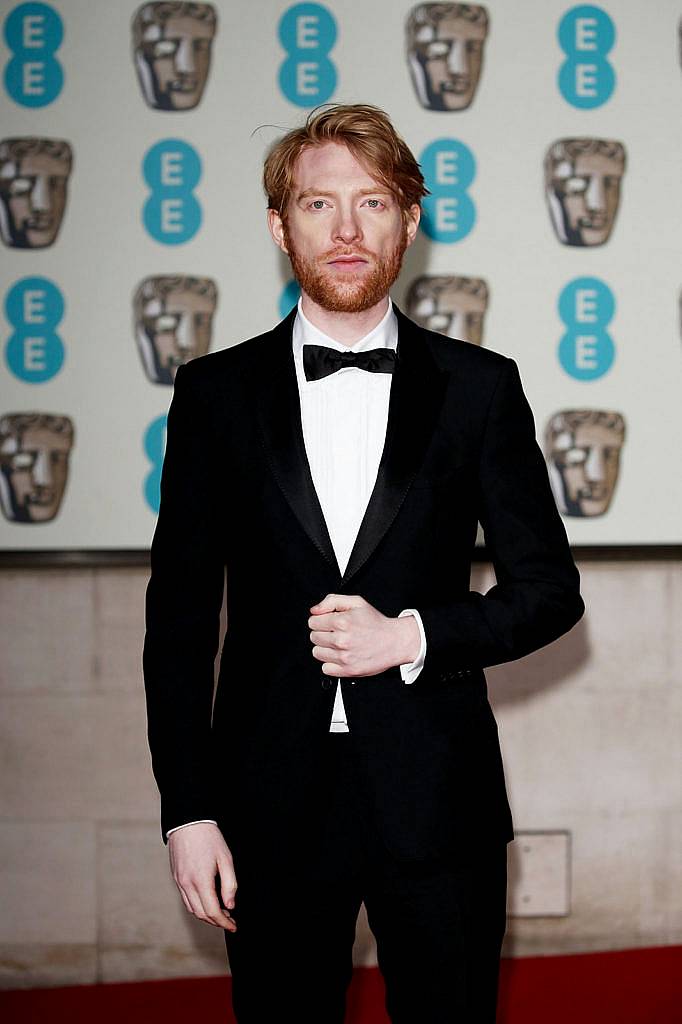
[558,5,615,109]
[143,414,167,514]
[4,276,65,382]
[3,2,63,107]
[558,277,615,380]
[278,3,337,107]
[279,280,300,319]
[419,139,476,243]
[142,139,202,245]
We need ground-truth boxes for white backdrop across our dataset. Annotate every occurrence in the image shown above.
[1,0,681,551]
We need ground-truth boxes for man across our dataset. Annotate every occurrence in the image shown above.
[143,103,584,1023]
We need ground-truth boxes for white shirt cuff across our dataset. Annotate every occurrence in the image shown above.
[166,819,218,839]
[397,608,426,684]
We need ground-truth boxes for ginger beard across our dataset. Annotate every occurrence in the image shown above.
[282,216,409,314]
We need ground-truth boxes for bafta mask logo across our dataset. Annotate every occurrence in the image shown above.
[0,137,72,249]
[545,409,625,517]
[0,412,74,523]
[405,275,488,345]
[133,275,218,384]
[406,3,489,112]
[132,2,218,111]
[544,138,626,247]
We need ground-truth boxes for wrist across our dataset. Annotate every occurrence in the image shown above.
[393,614,420,666]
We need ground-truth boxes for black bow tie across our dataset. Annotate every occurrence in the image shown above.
[303,343,397,382]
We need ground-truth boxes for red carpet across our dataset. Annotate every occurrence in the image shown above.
[1,946,680,1023]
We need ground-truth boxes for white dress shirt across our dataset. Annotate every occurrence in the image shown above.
[166,296,427,837]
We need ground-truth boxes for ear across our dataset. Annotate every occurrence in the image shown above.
[267,208,289,255]
[404,203,421,247]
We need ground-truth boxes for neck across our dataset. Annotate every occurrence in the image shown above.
[299,291,390,346]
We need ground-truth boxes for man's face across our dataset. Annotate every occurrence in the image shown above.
[406,275,486,344]
[269,142,420,315]
[547,415,624,516]
[135,281,216,383]
[0,416,74,523]
[0,148,71,248]
[545,147,624,247]
[407,5,488,111]
[134,7,216,111]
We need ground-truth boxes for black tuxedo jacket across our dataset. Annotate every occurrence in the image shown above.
[143,303,584,863]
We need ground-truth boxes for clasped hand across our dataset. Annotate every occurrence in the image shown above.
[308,593,419,676]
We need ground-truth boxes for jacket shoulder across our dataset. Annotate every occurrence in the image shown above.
[172,322,281,396]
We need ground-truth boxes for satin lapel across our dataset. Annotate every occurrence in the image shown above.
[342,304,449,584]
[256,307,342,577]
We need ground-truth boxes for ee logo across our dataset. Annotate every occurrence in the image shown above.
[558,276,615,380]
[3,2,63,107]
[279,280,300,319]
[419,139,476,243]
[143,414,167,514]
[142,139,202,245]
[558,5,615,109]
[3,1,63,107]
[278,3,337,107]
[4,276,65,383]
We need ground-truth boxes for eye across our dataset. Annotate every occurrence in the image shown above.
[153,39,177,57]
[12,452,34,470]
[309,199,328,210]
[564,448,587,465]
[563,176,587,194]
[9,177,32,195]
[426,40,449,57]
[155,314,179,332]
[364,198,385,209]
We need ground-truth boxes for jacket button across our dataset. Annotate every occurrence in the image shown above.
[321,675,334,690]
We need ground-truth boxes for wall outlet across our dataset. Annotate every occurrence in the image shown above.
[507,830,571,917]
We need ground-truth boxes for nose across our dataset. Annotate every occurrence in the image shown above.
[331,204,363,246]
[175,313,191,353]
[584,445,605,482]
[175,35,196,73]
[447,38,466,75]
[32,448,52,488]
[31,174,50,212]
[585,174,606,213]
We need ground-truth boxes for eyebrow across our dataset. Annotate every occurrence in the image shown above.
[295,186,393,201]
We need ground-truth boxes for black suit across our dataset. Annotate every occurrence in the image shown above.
[143,303,584,1021]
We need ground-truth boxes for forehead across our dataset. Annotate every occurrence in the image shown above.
[144,288,214,313]
[413,12,486,41]
[419,280,485,311]
[1,152,69,178]
[554,421,621,448]
[142,15,213,40]
[293,142,385,191]
[3,424,71,451]
[551,151,622,177]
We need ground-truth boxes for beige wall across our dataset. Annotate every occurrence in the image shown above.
[1,560,680,989]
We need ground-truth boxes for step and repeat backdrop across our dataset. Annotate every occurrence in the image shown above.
[1,0,681,553]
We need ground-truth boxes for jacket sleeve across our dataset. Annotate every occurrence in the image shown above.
[142,362,225,843]
[418,357,584,673]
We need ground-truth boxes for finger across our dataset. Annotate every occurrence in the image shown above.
[216,860,238,911]
[176,882,194,916]
[310,593,360,614]
[307,612,337,631]
[192,880,236,930]
[312,644,345,664]
[322,662,346,676]
[309,629,345,648]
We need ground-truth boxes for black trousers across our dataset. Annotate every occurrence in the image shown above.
[224,732,508,1023]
